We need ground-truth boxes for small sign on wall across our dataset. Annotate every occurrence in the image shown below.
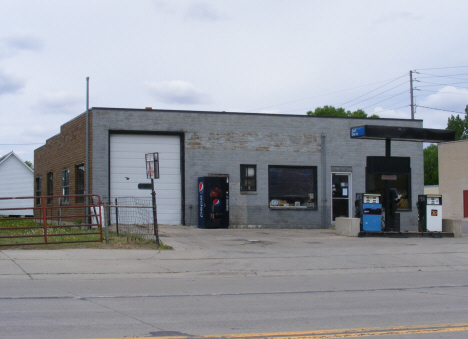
[145,153,159,179]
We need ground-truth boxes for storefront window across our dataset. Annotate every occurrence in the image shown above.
[268,166,317,209]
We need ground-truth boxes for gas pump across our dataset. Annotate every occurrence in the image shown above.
[418,194,443,232]
[355,193,382,232]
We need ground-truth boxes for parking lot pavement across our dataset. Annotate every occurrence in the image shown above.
[1,225,467,281]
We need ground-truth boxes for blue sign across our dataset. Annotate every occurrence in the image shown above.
[350,126,365,138]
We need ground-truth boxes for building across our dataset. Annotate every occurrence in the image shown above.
[0,151,34,216]
[34,108,425,229]
[438,139,468,220]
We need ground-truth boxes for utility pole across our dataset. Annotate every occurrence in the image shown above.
[410,71,414,120]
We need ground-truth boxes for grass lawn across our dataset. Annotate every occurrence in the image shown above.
[0,219,172,250]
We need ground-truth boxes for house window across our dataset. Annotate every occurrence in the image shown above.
[35,176,41,205]
[366,174,411,210]
[268,166,317,209]
[47,172,53,204]
[240,165,256,192]
[62,169,70,204]
[75,164,85,203]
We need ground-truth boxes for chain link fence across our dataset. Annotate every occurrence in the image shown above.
[102,196,156,239]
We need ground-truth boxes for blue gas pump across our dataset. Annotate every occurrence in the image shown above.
[355,193,382,232]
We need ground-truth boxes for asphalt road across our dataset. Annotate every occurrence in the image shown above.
[1,225,468,339]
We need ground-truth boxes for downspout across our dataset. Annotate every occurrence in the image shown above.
[321,133,327,228]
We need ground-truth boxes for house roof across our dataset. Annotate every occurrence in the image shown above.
[0,151,34,173]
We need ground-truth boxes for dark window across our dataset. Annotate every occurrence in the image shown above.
[268,166,317,209]
[47,172,53,204]
[75,164,85,203]
[366,174,411,210]
[35,176,41,205]
[240,165,256,192]
[62,169,69,204]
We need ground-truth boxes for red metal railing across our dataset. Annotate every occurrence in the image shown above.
[0,195,103,247]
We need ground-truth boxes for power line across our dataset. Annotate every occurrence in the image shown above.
[416,105,466,115]
[0,143,43,145]
[249,74,408,112]
[361,90,408,110]
[414,66,468,71]
[338,74,407,107]
[342,80,408,109]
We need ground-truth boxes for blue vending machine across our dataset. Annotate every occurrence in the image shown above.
[355,193,382,232]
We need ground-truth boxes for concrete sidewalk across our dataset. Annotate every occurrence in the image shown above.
[1,225,468,281]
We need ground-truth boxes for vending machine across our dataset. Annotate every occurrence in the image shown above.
[418,194,443,232]
[355,193,382,232]
[198,176,229,228]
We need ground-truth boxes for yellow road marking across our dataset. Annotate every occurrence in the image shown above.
[92,322,468,339]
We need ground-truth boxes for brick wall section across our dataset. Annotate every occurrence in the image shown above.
[438,139,468,219]
[90,108,424,229]
[33,112,93,221]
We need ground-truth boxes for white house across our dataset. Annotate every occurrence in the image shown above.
[0,151,34,216]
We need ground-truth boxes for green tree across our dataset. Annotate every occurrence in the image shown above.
[446,114,468,140]
[306,106,379,118]
[423,144,438,185]
[24,160,33,169]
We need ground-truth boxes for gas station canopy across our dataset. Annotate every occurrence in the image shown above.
[350,125,455,143]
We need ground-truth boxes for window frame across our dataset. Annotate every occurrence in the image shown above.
[75,164,85,203]
[47,172,53,204]
[268,165,318,210]
[35,176,41,205]
[240,164,257,192]
[62,169,70,204]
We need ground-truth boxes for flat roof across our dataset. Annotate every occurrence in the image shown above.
[350,125,455,143]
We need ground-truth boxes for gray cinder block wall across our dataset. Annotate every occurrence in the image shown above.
[91,108,423,229]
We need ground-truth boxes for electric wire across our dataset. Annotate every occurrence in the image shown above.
[416,105,466,115]
[248,74,408,112]
[338,74,407,107]
[342,81,408,109]
[361,90,409,110]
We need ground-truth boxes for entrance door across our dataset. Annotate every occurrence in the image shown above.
[332,173,351,222]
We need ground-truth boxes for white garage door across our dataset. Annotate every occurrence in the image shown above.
[110,134,181,225]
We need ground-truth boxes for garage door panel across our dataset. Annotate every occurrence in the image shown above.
[110,134,182,225]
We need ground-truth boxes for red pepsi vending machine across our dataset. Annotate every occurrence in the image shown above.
[198,176,229,228]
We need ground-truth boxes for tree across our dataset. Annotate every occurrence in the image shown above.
[25,160,33,169]
[423,144,438,185]
[306,106,379,118]
[446,114,468,140]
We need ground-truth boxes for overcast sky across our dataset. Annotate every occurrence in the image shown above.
[1,0,467,164]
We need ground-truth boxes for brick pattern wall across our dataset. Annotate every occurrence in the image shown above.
[33,112,93,221]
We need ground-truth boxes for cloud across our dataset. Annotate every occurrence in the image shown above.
[185,2,225,21]
[414,86,468,129]
[0,32,43,58]
[145,80,210,105]
[373,11,423,25]
[35,91,83,114]
[0,70,25,95]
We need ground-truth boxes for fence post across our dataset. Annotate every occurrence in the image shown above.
[115,198,119,235]
[41,197,48,244]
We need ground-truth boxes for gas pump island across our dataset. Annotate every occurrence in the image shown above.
[350,125,455,236]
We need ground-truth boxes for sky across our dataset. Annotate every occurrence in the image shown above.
[1,0,468,164]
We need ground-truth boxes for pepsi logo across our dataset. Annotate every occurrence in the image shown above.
[199,182,204,193]
[213,199,221,206]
